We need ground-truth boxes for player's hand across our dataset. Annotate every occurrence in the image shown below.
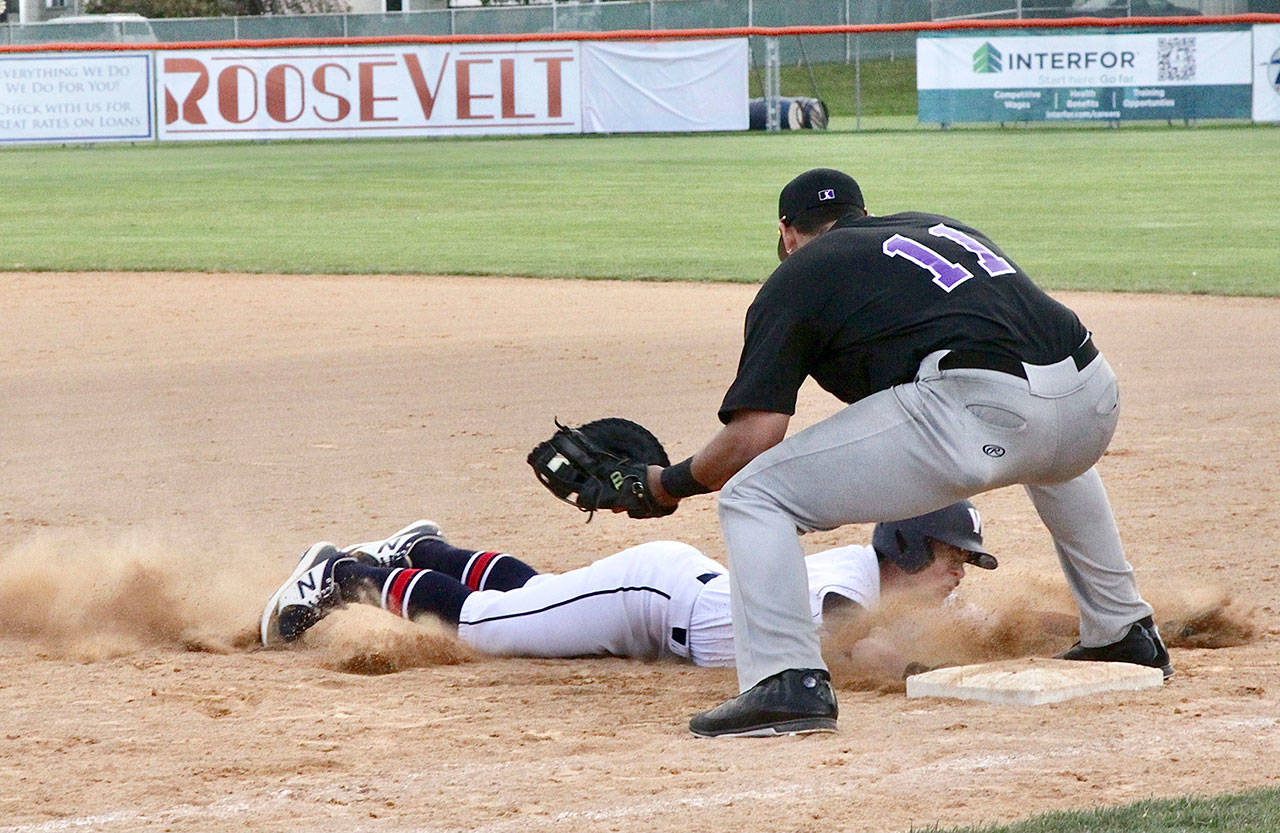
[846,631,909,679]
[646,464,679,509]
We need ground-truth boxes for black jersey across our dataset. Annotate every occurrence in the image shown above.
[718,212,1089,422]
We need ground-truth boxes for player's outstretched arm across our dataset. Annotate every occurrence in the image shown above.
[649,409,790,505]
[845,631,912,680]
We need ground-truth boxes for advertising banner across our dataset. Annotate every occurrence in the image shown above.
[918,30,1253,123]
[1253,24,1280,122]
[0,53,153,143]
[158,43,582,140]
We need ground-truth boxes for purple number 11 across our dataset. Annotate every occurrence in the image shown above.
[882,223,1015,292]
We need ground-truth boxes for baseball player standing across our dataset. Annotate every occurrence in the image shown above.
[644,168,1171,737]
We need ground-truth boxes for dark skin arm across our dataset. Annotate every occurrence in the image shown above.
[645,216,855,508]
[646,409,791,506]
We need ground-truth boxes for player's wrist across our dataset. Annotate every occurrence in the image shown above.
[660,457,712,500]
[645,465,678,507]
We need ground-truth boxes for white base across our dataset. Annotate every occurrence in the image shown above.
[905,658,1165,706]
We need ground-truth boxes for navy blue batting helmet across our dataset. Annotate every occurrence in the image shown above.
[872,500,998,574]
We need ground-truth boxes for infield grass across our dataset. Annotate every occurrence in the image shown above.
[927,786,1280,833]
[1,123,1276,295]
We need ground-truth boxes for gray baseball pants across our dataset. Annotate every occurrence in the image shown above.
[719,348,1154,692]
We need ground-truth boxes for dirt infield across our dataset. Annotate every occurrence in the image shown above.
[1,272,1277,833]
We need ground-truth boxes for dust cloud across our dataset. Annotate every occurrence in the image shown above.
[309,604,475,675]
[0,529,257,660]
[0,528,477,671]
[823,580,1256,692]
[1147,584,1257,650]
[0,531,1255,680]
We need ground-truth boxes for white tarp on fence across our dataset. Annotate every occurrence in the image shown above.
[580,38,747,133]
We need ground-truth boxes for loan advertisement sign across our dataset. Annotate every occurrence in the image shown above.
[0,53,153,143]
[918,30,1253,123]
[158,43,582,140]
[1253,24,1280,122]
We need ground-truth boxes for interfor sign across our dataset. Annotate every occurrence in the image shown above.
[158,44,582,139]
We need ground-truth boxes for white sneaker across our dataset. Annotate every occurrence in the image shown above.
[260,543,348,647]
[343,520,445,569]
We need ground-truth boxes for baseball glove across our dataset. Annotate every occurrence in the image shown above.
[527,418,675,520]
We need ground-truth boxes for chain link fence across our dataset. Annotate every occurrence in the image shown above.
[6,0,1273,49]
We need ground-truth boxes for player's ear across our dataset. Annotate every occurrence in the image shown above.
[778,223,801,261]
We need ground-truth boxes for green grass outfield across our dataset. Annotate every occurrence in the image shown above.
[1,123,1275,295]
[935,787,1280,833]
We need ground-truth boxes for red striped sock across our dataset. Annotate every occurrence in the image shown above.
[375,567,471,625]
[462,551,505,591]
[380,568,428,618]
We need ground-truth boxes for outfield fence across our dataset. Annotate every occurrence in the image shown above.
[1,14,1278,145]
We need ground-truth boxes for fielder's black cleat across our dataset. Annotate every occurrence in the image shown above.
[1057,615,1174,679]
[689,668,838,738]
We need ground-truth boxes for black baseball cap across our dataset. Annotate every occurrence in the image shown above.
[778,168,864,225]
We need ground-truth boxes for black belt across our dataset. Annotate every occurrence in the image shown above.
[938,337,1098,380]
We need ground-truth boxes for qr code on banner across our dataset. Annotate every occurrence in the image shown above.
[1158,37,1196,81]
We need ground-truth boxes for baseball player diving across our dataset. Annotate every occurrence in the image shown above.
[609,168,1173,737]
[260,501,997,683]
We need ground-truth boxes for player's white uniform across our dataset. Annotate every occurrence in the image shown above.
[456,541,880,666]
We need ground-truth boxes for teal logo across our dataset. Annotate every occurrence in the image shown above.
[973,42,1003,73]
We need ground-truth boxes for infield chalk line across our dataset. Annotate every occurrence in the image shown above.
[527,750,1061,830]
[0,746,1086,833]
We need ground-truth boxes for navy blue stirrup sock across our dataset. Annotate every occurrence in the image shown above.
[334,561,470,625]
[333,560,386,602]
[383,568,470,625]
[405,539,537,591]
